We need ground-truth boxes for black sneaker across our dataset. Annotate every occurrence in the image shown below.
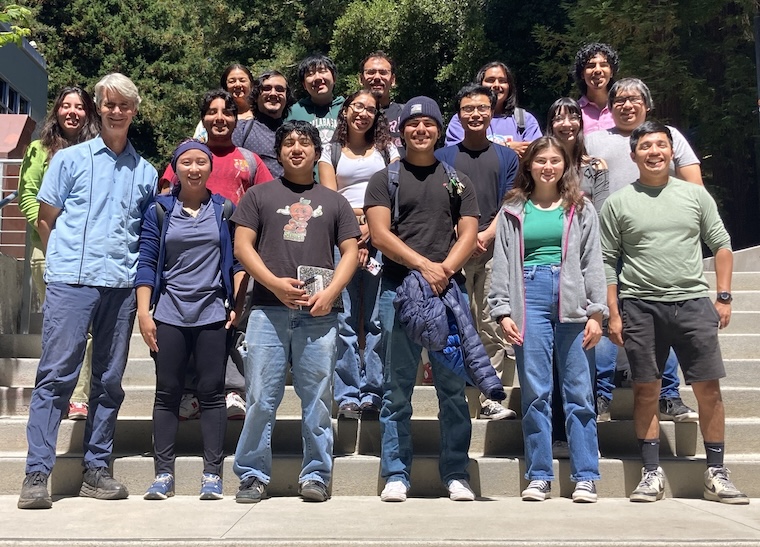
[18,472,53,509]
[360,402,380,420]
[596,395,611,422]
[299,479,329,502]
[659,397,698,423]
[236,477,267,504]
[79,467,129,500]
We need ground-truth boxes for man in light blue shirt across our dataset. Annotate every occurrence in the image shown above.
[19,73,157,510]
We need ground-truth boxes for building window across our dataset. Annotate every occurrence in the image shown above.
[0,77,31,116]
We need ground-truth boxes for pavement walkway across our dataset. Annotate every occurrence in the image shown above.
[0,495,759,546]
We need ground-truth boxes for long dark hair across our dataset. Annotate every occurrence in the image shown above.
[40,86,99,160]
[331,90,391,152]
[546,97,587,170]
[505,136,585,212]
[474,61,518,116]
[220,63,254,109]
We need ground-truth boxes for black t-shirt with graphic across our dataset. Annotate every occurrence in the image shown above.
[364,159,479,283]
[232,177,361,306]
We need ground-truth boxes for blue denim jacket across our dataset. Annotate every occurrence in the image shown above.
[37,137,157,287]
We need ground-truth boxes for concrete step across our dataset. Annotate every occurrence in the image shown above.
[705,271,760,290]
[725,290,760,311]
[2,413,758,458]
[723,360,760,387]
[1,453,759,499]
[722,311,760,334]
[719,333,760,359]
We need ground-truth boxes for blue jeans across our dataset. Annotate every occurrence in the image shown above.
[26,283,135,474]
[514,266,600,482]
[377,277,472,488]
[333,246,383,408]
[233,307,337,486]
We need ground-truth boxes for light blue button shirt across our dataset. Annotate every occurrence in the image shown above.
[38,136,157,288]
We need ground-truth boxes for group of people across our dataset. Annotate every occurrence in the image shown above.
[14,42,748,509]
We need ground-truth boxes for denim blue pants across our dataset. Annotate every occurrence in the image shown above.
[25,283,135,474]
[514,266,600,482]
[333,247,383,408]
[377,277,472,488]
[233,307,337,486]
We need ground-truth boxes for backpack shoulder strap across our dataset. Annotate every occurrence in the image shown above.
[155,201,167,233]
[387,161,401,225]
[237,147,258,182]
[330,143,341,170]
[514,107,526,134]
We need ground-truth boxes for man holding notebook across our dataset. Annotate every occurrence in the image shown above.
[231,120,360,503]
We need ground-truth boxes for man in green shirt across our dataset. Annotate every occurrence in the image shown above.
[600,120,748,505]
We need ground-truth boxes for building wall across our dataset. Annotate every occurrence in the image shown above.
[0,27,48,138]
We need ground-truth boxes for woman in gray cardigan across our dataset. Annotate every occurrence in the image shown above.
[488,136,608,503]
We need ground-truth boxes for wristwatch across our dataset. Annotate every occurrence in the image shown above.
[717,291,733,304]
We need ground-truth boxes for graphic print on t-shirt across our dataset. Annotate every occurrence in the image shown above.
[277,197,324,242]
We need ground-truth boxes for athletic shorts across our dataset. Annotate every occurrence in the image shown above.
[620,297,726,384]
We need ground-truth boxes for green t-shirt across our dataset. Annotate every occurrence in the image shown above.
[523,200,564,266]
[600,177,732,301]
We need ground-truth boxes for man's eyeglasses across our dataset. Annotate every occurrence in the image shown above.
[612,95,645,106]
[261,84,286,93]
[363,68,391,77]
[460,104,491,114]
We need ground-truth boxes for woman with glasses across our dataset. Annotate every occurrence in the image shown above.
[17,85,100,421]
[318,89,399,419]
[446,61,542,157]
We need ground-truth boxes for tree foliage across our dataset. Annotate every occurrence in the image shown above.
[533,0,760,246]
[14,0,760,245]
[0,3,31,47]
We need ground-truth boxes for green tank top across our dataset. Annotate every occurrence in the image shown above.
[523,199,564,266]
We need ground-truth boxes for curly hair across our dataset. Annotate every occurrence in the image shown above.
[331,90,392,152]
[40,86,100,161]
[573,43,620,95]
[505,136,585,212]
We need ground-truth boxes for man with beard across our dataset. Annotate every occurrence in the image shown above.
[360,51,405,152]
[235,70,295,179]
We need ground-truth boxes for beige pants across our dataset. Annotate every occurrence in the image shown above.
[30,242,92,404]
[462,246,515,406]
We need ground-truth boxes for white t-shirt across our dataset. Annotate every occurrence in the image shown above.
[319,143,400,208]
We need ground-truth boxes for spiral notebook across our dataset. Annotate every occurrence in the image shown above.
[297,265,344,312]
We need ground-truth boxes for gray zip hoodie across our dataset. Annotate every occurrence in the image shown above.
[488,197,608,337]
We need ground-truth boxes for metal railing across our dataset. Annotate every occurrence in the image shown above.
[0,158,34,334]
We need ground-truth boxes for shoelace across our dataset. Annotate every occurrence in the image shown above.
[528,480,549,490]
[712,468,732,487]
[575,481,595,492]
[640,471,660,487]
[30,472,46,486]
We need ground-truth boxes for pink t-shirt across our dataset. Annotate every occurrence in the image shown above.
[579,96,615,135]
[160,146,273,205]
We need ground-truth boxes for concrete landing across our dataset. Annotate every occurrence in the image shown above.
[0,495,758,546]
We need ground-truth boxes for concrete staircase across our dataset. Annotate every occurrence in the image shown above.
[1,270,758,501]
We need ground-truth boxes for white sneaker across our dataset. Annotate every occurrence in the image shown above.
[447,479,475,501]
[179,393,200,420]
[380,481,408,502]
[572,480,598,503]
[479,400,517,420]
[225,391,246,420]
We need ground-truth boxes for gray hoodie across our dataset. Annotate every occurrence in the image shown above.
[488,197,608,337]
